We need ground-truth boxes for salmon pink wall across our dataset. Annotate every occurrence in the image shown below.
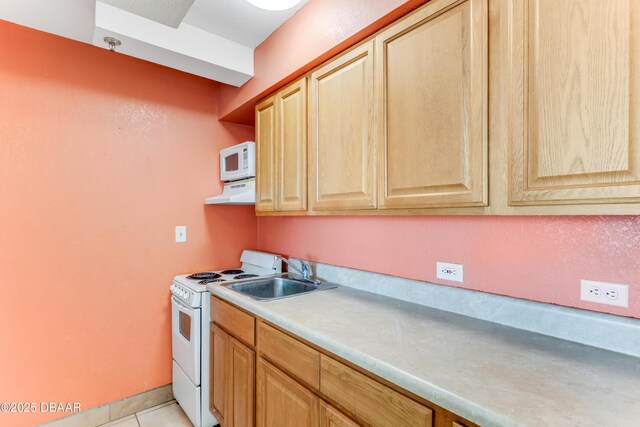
[218,0,427,123]
[0,20,256,426]
[257,216,640,318]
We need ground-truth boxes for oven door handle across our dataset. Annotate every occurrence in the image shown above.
[172,295,196,312]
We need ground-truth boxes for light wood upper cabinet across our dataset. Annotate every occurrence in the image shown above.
[253,0,638,214]
[508,0,640,205]
[309,40,376,211]
[257,359,319,427]
[376,0,488,209]
[255,78,308,213]
[255,96,277,212]
[276,79,308,211]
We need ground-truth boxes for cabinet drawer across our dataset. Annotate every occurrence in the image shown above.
[320,355,432,427]
[211,297,255,347]
[258,321,320,388]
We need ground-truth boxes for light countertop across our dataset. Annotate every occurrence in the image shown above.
[208,283,640,427]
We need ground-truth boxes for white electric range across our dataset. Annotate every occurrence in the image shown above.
[170,250,282,427]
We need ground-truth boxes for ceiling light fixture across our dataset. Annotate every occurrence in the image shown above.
[246,0,302,11]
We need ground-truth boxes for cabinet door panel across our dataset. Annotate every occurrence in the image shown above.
[211,324,229,425]
[257,359,318,427]
[230,338,255,427]
[377,0,488,208]
[277,79,307,211]
[509,0,640,204]
[256,96,277,212]
[310,41,376,210]
[319,402,360,427]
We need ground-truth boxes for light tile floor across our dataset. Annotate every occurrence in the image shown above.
[99,401,193,427]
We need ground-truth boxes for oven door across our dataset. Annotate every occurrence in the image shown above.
[171,296,201,386]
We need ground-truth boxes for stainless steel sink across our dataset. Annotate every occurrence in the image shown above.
[224,276,337,301]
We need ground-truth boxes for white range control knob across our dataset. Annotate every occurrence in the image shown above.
[183,292,189,300]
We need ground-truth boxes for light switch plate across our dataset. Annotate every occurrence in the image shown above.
[436,262,463,282]
[175,225,187,243]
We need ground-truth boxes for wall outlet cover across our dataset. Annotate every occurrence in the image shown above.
[580,279,629,308]
[436,262,463,282]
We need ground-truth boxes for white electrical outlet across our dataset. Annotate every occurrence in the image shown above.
[436,262,463,282]
[175,225,187,243]
[580,280,629,308]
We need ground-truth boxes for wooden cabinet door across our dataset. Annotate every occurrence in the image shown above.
[508,0,640,205]
[230,337,255,427]
[276,78,307,211]
[309,41,376,211]
[210,324,230,426]
[257,359,319,427]
[319,402,360,427]
[256,96,278,212]
[376,0,488,209]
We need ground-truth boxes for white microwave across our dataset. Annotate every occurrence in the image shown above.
[220,141,256,182]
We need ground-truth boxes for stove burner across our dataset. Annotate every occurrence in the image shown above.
[199,278,226,285]
[220,269,244,275]
[187,272,221,280]
[234,274,259,280]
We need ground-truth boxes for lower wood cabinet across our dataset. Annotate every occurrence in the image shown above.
[210,299,478,427]
[257,358,319,427]
[210,324,229,424]
[230,337,255,427]
[210,322,255,427]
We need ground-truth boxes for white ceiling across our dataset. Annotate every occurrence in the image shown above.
[101,0,195,29]
[0,0,308,85]
[184,0,307,49]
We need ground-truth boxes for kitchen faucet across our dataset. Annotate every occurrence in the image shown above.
[277,256,319,284]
